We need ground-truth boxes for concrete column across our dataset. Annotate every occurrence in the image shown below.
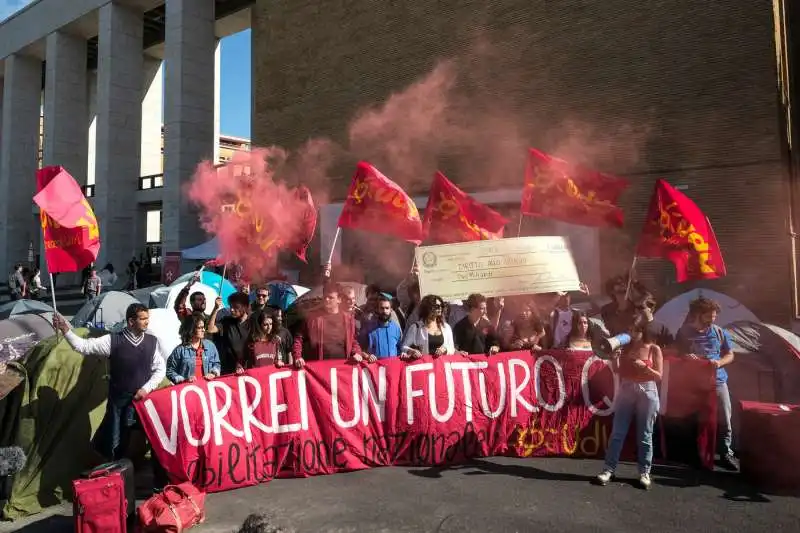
[141,57,164,177]
[213,39,221,164]
[43,31,88,179]
[86,70,97,187]
[42,31,88,279]
[163,0,216,254]
[0,54,42,274]
[94,3,143,272]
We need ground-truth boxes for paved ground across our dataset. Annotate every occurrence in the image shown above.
[2,457,798,533]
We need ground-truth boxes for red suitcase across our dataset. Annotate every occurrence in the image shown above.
[73,470,128,533]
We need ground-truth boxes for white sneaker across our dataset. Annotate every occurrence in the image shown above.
[595,470,613,485]
[639,473,652,490]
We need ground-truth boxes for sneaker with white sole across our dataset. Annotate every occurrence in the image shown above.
[639,473,652,490]
[595,470,613,485]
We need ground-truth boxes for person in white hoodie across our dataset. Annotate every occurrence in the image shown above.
[402,294,456,359]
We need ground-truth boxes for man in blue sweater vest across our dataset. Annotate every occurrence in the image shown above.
[361,294,403,359]
[54,304,166,461]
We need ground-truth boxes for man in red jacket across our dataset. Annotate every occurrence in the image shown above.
[294,282,374,367]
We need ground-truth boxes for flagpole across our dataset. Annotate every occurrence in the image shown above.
[623,255,639,302]
[49,272,59,340]
[322,227,341,279]
[516,214,524,237]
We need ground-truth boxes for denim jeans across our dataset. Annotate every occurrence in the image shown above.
[716,382,733,457]
[603,380,660,474]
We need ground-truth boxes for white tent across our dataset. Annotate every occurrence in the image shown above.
[145,308,182,362]
[655,288,760,335]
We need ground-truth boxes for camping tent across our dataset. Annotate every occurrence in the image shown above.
[654,288,759,335]
[0,330,109,519]
[145,308,182,360]
[265,281,310,310]
[71,291,140,330]
[128,285,172,309]
[181,237,218,260]
[0,300,54,320]
[0,315,56,366]
[725,321,800,404]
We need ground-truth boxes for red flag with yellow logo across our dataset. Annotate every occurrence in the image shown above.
[636,179,726,282]
[521,148,629,227]
[34,166,100,273]
[423,171,508,243]
[338,162,424,244]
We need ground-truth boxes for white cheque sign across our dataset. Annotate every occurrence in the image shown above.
[415,236,581,301]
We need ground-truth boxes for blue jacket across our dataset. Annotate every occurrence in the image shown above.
[361,319,403,359]
[167,340,222,384]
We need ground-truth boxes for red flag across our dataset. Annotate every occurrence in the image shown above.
[521,148,629,227]
[338,162,424,244]
[636,179,726,282]
[423,171,508,243]
[34,166,100,273]
[291,185,317,262]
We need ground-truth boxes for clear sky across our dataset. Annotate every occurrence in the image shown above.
[1,1,252,139]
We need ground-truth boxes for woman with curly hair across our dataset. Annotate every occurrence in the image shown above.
[510,302,547,351]
[166,313,221,383]
[401,294,455,360]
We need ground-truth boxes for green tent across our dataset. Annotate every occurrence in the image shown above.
[1,330,109,519]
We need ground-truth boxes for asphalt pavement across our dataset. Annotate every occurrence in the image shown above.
[4,457,799,533]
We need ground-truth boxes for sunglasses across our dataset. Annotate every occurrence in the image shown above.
[257,293,268,298]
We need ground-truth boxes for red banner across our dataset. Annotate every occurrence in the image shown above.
[136,351,716,492]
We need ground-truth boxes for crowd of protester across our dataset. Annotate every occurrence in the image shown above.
[49,266,738,495]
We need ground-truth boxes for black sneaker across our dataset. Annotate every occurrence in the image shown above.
[720,455,739,471]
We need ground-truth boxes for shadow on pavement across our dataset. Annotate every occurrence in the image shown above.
[651,464,787,502]
[7,514,71,533]
[409,458,597,483]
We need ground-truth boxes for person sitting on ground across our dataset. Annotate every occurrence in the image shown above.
[248,309,288,368]
[453,293,500,356]
[207,292,251,375]
[293,282,371,367]
[674,296,738,471]
[166,314,221,384]
[361,294,403,359]
[563,311,593,351]
[173,270,208,320]
[596,322,663,490]
[402,295,456,360]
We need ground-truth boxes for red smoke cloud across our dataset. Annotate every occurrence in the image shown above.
[186,148,317,282]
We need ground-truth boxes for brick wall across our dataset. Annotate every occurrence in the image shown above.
[252,0,793,325]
